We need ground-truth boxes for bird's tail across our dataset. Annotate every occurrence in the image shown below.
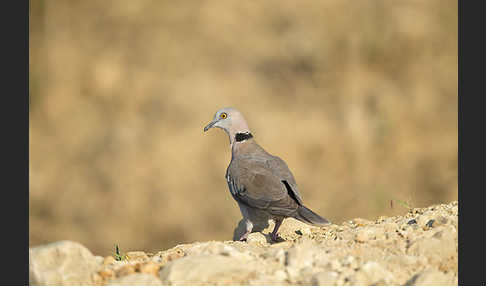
[294,205,331,226]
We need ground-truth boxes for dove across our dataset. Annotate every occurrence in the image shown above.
[204,107,331,241]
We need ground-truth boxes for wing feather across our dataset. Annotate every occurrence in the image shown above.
[226,155,302,216]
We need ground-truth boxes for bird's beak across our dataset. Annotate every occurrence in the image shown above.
[204,120,217,132]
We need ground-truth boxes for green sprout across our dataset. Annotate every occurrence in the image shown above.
[113,244,129,261]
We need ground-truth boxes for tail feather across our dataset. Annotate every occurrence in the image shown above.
[294,205,331,226]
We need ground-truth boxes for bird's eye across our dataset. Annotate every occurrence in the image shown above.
[220,112,227,119]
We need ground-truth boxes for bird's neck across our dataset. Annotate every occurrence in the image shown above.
[234,132,253,142]
[230,132,254,152]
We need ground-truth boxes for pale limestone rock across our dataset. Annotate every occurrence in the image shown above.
[94,255,104,265]
[352,261,395,286]
[234,217,320,241]
[309,271,338,286]
[273,269,288,281]
[285,241,317,282]
[404,268,456,286]
[183,241,255,262]
[184,241,232,256]
[313,250,332,269]
[285,240,315,269]
[247,232,268,244]
[29,240,100,286]
[106,274,162,286]
[125,251,149,261]
[30,202,458,286]
[276,218,321,238]
[103,256,116,265]
[354,227,375,242]
[159,254,257,286]
[407,226,457,264]
[351,218,372,227]
[382,222,398,232]
[248,272,288,286]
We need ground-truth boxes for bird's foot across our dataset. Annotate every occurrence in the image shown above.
[270,218,284,243]
[270,232,284,243]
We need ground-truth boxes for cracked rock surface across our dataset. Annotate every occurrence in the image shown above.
[29,201,458,286]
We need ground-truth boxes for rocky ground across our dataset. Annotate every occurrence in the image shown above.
[29,201,458,286]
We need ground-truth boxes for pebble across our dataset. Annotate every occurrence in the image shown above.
[103,256,116,265]
[310,271,338,286]
[106,274,163,286]
[407,219,417,225]
[125,251,149,261]
[247,232,268,244]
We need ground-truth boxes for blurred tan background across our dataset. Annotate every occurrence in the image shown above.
[29,0,457,256]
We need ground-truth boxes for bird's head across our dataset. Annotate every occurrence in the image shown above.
[204,107,252,145]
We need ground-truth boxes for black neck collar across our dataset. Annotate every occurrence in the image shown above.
[235,132,253,142]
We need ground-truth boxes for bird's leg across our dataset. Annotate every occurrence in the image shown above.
[271,218,284,242]
[239,219,253,241]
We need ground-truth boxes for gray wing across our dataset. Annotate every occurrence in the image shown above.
[226,155,303,217]
[267,155,303,204]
